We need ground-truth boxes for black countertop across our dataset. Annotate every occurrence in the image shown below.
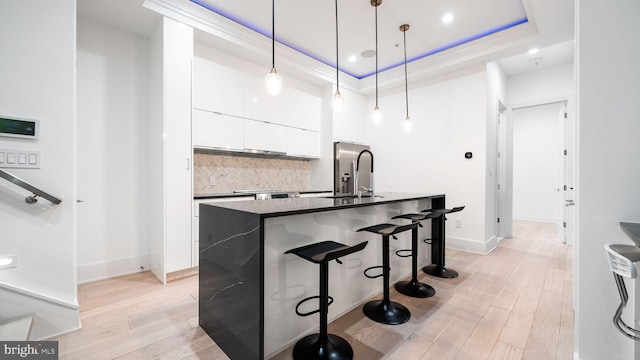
[194,190,331,200]
[621,222,640,246]
[199,192,443,218]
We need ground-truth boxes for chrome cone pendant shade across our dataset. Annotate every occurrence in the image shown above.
[400,24,412,132]
[265,0,282,96]
[372,0,382,123]
[333,0,343,112]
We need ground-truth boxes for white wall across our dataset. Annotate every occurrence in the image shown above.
[0,0,80,339]
[76,18,151,283]
[512,103,564,222]
[508,62,574,107]
[576,1,640,359]
[367,71,490,253]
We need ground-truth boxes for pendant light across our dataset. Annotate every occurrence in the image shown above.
[265,0,282,96]
[332,0,343,112]
[371,0,382,123]
[400,24,412,132]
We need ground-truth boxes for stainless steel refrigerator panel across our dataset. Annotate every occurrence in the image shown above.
[333,142,372,196]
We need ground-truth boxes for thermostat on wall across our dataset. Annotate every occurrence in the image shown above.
[0,115,39,139]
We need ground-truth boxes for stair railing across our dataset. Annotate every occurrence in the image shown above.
[0,169,62,205]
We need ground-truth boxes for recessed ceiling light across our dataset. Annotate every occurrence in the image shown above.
[348,55,357,62]
[528,48,539,55]
[442,13,454,24]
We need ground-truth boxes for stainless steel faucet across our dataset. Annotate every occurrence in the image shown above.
[355,149,374,198]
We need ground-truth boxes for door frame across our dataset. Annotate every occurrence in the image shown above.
[506,96,576,245]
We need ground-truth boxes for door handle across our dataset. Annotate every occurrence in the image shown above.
[77,199,85,203]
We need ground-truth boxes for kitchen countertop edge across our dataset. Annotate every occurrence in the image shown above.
[200,192,444,218]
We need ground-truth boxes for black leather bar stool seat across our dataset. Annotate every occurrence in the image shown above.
[420,206,465,278]
[391,210,444,298]
[285,240,368,360]
[357,222,418,325]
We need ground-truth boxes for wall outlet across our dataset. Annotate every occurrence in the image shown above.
[455,220,462,228]
[209,176,215,186]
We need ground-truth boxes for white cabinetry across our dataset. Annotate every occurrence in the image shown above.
[193,57,244,117]
[286,127,320,158]
[243,79,287,125]
[286,89,321,131]
[192,109,244,150]
[244,120,287,153]
[192,52,321,158]
[149,17,194,284]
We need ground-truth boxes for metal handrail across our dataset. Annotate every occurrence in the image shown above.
[0,169,62,205]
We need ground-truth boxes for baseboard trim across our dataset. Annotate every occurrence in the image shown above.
[446,236,498,255]
[513,216,559,223]
[78,255,150,284]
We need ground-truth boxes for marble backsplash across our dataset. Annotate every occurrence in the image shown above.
[193,151,310,194]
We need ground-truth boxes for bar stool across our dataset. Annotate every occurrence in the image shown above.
[285,240,368,360]
[421,205,465,278]
[391,210,444,298]
[358,221,419,325]
[604,243,640,340]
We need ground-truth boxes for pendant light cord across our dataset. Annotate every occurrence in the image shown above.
[335,0,339,91]
[375,5,378,107]
[271,0,275,68]
[403,27,409,118]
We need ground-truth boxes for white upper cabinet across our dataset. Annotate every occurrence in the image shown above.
[192,51,321,157]
[244,119,287,153]
[286,88,321,131]
[286,127,320,158]
[243,78,287,125]
[193,57,244,117]
[192,109,244,151]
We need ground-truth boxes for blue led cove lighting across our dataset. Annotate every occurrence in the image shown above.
[190,0,528,80]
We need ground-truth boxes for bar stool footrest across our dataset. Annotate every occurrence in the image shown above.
[364,265,384,279]
[395,249,412,258]
[295,295,334,317]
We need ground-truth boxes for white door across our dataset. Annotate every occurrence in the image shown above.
[512,103,564,225]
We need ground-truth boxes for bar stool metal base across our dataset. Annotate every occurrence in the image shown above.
[394,279,435,298]
[292,333,353,360]
[423,264,458,278]
[363,300,411,325]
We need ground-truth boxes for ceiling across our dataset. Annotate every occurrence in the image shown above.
[77,0,575,92]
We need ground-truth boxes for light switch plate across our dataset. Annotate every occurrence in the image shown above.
[0,148,40,169]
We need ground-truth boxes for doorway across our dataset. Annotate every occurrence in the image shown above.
[511,101,572,244]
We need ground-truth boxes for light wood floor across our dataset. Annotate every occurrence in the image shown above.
[54,220,573,359]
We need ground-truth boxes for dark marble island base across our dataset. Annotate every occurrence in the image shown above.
[199,193,445,359]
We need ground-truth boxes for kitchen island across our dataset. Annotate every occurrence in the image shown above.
[199,192,445,359]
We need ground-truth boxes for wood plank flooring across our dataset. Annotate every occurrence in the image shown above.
[54,220,573,359]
